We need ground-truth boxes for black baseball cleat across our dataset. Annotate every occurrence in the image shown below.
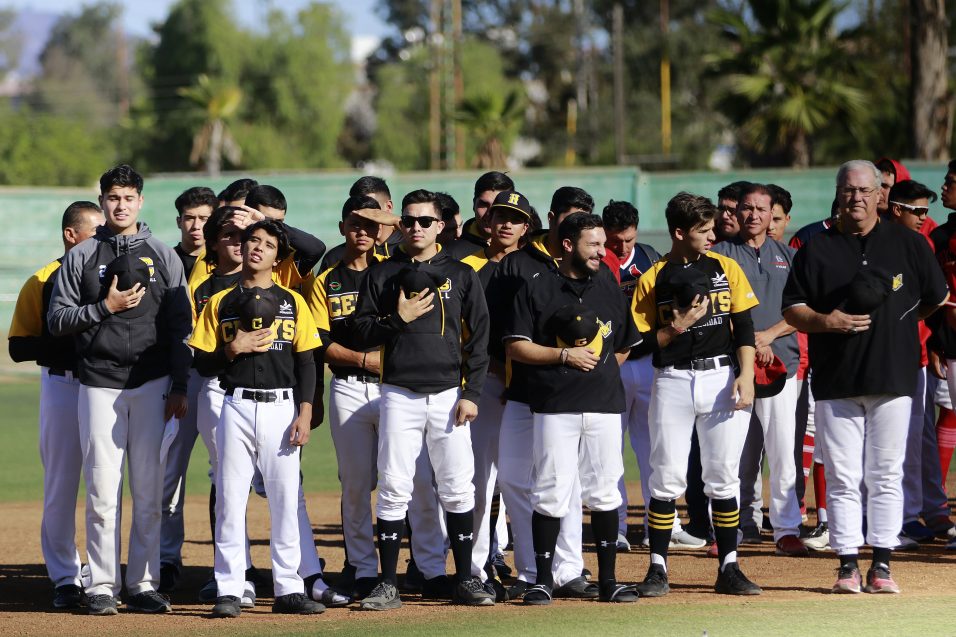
[635,564,669,598]
[484,577,509,602]
[86,594,118,616]
[359,581,402,611]
[158,562,179,593]
[272,592,325,614]
[714,563,762,596]
[454,576,495,606]
[599,581,638,603]
[522,583,553,605]
[53,584,83,609]
[212,595,241,618]
[553,576,599,599]
[126,590,172,613]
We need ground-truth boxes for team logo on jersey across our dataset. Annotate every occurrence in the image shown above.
[892,273,903,291]
[279,299,293,315]
[628,264,640,277]
[330,281,342,291]
[139,256,155,279]
[330,292,358,319]
[711,272,728,287]
[773,254,788,270]
[599,319,612,338]
[438,278,452,292]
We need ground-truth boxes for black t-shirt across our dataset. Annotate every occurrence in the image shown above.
[505,269,641,414]
[782,220,948,400]
[174,244,199,280]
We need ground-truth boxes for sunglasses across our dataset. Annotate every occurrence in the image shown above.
[400,215,440,229]
[890,201,929,216]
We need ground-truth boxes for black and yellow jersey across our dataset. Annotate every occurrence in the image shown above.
[189,283,321,390]
[319,231,401,273]
[189,270,241,323]
[460,248,501,290]
[7,258,78,371]
[631,251,758,368]
[446,218,489,260]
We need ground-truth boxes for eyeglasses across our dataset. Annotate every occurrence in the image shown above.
[400,215,439,229]
[839,186,878,197]
[890,201,930,216]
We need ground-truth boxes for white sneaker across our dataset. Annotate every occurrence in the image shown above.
[670,530,707,549]
[241,581,256,608]
[801,523,830,551]
[616,532,631,552]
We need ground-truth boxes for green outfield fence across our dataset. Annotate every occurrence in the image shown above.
[1,162,951,359]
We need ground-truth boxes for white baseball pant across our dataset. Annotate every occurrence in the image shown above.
[647,364,752,502]
[470,372,505,580]
[532,412,624,517]
[79,375,169,597]
[297,479,324,578]
[816,394,911,554]
[214,387,303,598]
[39,368,82,587]
[739,375,802,540]
[498,400,583,587]
[902,368,928,524]
[160,368,203,566]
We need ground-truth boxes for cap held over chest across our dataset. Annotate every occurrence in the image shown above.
[551,303,603,356]
[237,286,279,331]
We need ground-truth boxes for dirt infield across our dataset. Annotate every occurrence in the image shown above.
[2,487,956,636]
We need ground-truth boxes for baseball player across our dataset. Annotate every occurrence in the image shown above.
[766,184,792,243]
[631,192,762,597]
[7,202,104,609]
[160,185,221,592]
[504,212,640,605]
[710,183,805,556]
[351,189,493,610]
[218,178,259,207]
[783,160,947,594]
[47,164,192,615]
[320,176,400,271]
[446,171,516,259]
[189,220,324,617]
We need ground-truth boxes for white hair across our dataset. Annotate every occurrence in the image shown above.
[836,160,881,188]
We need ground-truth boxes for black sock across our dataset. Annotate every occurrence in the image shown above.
[871,547,891,569]
[489,492,501,559]
[711,497,739,567]
[839,553,860,569]
[446,510,475,583]
[531,511,561,588]
[375,518,405,586]
[648,498,676,564]
[590,509,619,584]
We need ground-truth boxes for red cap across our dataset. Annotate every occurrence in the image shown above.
[754,355,787,398]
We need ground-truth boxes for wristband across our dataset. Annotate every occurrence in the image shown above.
[362,352,368,370]
[560,348,569,364]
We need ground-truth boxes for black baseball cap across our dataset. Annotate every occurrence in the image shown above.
[551,304,603,356]
[237,286,278,331]
[670,266,711,308]
[102,254,153,318]
[489,190,533,221]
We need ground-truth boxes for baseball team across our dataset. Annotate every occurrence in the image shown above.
[8,157,956,616]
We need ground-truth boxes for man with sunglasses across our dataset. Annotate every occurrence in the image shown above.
[351,189,493,610]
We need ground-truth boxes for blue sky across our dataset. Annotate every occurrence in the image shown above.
[7,0,390,37]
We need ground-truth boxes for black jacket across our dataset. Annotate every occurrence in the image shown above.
[352,246,489,401]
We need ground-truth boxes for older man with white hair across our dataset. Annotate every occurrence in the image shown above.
[782,160,948,595]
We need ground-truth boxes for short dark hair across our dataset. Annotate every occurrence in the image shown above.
[558,212,603,244]
[473,171,514,199]
[875,158,897,176]
[766,184,793,214]
[245,185,287,213]
[350,176,391,199]
[947,159,956,174]
[738,182,773,202]
[528,206,543,232]
[218,178,259,203]
[602,200,639,231]
[888,179,938,205]
[202,206,242,264]
[716,181,751,202]
[99,164,143,195]
[62,201,101,231]
[175,186,219,216]
[341,195,381,221]
[435,192,460,222]
[550,186,594,216]
[242,219,291,262]
[666,192,717,235]
[401,189,441,216]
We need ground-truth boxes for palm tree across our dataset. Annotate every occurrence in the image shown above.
[706,0,868,167]
[455,90,524,169]
[178,74,242,176]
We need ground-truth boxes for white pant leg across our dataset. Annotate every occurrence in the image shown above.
[620,357,654,534]
[297,479,323,578]
[328,377,380,579]
[753,375,802,539]
[196,377,225,481]
[160,369,202,566]
[498,401,535,583]
[902,368,927,524]
[693,368,752,501]
[408,444,448,580]
[579,413,625,513]
[552,476,584,588]
[376,384,428,522]
[470,373,505,579]
[39,369,82,587]
[862,395,912,549]
[424,386,476,513]
[817,397,865,553]
[647,367,698,501]
[531,413,582,519]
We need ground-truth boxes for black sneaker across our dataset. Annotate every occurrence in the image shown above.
[53,584,83,609]
[86,594,118,616]
[522,583,552,606]
[126,590,172,613]
[599,580,639,603]
[484,577,509,602]
[158,562,179,593]
[553,575,599,599]
[359,581,402,611]
[506,580,528,601]
[714,563,762,596]
[421,574,454,600]
[636,564,669,598]
[454,576,495,606]
[212,595,241,618]
[272,592,325,614]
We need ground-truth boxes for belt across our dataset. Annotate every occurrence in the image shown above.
[48,368,68,377]
[226,388,291,403]
[671,355,732,371]
[333,372,379,384]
